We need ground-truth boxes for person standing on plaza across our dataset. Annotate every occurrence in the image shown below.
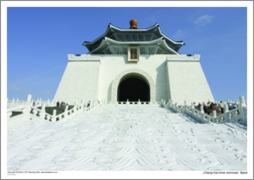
[212,104,217,112]
[219,101,224,113]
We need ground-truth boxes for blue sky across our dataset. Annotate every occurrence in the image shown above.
[5,3,251,102]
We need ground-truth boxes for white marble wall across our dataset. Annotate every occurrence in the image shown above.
[54,61,100,104]
[166,55,214,105]
[97,54,169,103]
[54,54,214,105]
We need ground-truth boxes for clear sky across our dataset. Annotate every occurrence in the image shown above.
[4,2,251,102]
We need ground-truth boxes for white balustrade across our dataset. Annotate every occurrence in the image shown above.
[9,94,247,125]
[162,96,247,124]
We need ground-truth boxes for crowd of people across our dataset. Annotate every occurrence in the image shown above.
[56,101,70,110]
[194,101,238,115]
[56,100,237,116]
[56,100,92,109]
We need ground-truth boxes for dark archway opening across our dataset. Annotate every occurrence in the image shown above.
[117,77,150,102]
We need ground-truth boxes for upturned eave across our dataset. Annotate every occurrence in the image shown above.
[88,37,179,55]
[83,23,185,53]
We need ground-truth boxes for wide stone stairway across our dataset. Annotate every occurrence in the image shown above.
[7,106,247,171]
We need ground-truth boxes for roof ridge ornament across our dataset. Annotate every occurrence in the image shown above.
[130,19,138,29]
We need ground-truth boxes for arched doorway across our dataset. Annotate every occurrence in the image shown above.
[111,68,156,103]
[117,75,150,102]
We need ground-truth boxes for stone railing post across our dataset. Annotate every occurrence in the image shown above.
[41,103,46,120]
[75,104,78,114]
[45,114,49,121]
[80,101,84,111]
[212,110,217,118]
[78,105,82,114]
[51,110,57,122]
[239,96,247,122]
[33,108,38,116]
[239,96,246,107]
[12,98,15,103]
[223,104,229,122]
[65,105,68,117]
[22,106,29,119]
[190,102,194,113]
[183,101,186,112]
[224,104,229,113]
[127,99,129,106]
[138,99,141,106]
[228,103,232,109]
[200,105,204,113]
[73,103,76,114]
[200,112,204,121]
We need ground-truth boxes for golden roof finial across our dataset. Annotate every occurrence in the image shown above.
[130,19,138,29]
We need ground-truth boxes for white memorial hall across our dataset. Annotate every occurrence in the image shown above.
[54,19,214,105]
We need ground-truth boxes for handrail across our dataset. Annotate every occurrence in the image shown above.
[27,99,106,122]
[7,104,29,112]
[7,94,107,123]
[160,96,247,124]
[117,101,151,105]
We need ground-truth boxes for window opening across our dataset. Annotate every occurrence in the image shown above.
[131,49,137,59]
